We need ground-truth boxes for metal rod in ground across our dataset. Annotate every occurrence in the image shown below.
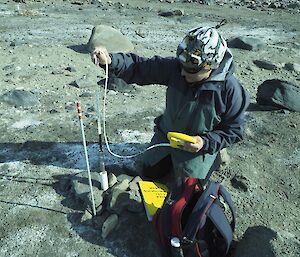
[96,89,103,152]
[96,88,106,175]
[76,102,96,216]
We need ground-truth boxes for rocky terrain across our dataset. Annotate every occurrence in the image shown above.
[0,0,299,257]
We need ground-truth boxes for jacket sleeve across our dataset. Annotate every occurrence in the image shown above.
[201,77,250,154]
[105,53,175,86]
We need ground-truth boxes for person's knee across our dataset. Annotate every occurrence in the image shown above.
[141,155,172,180]
[141,165,169,180]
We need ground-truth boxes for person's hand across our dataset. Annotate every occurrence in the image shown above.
[183,136,204,153]
[91,46,112,66]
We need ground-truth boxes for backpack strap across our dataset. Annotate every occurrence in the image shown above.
[218,184,236,231]
[171,177,199,238]
[207,202,233,253]
[152,192,174,257]
[182,181,220,243]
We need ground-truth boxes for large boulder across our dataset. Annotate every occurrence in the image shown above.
[0,89,40,107]
[97,77,141,94]
[87,25,134,53]
[256,79,300,111]
[228,36,264,51]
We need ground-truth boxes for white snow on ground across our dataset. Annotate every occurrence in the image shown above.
[117,129,153,143]
[11,118,42,129]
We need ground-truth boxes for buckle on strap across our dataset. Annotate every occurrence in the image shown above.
[182,237,194,245]
[210,194,217,199]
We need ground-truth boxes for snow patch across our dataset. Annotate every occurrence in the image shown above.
[117,129,153,143]
[11,118,42,129]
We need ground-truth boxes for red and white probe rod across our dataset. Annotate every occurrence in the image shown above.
[76,102,96,216]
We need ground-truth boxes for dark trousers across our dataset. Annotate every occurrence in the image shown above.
[142,155,173,180]
[142,152,221,185]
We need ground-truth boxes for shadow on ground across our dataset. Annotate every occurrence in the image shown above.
[67,44,90,54]
[234,226,277,257]
[52,173,160,257]
[0,141,146,172]
[0,141,158,256]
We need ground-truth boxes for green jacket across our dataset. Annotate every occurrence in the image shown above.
[107,50,249,178]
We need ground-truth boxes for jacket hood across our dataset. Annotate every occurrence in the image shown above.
[206,48,234,82]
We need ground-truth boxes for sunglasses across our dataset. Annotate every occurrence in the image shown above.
[181,63,211,74]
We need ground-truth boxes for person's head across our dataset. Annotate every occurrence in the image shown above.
[176,26,227,83]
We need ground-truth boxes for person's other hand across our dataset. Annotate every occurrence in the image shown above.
[91,46,112,66]
[183,136,204,153]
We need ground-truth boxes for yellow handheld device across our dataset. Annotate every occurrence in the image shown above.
[167,132,197,149]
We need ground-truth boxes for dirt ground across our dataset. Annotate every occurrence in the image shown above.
[0,0,299,256]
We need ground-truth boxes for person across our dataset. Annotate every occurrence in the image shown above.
[91,25,249,184]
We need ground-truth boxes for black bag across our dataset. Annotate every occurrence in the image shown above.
[153,177,236,257]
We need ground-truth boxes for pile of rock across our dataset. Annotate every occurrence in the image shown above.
[68,170,144,239]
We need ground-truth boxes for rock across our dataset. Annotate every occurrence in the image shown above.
[71,172,102,206]
[126,190,143,213]
[108,172,118,188]
[218,148,230,171]
[79,92,93,97]
[107,183,143,214]
[269,2,282,9]
[129,176,141,192]
[135,28,147,38]
[158,9,184,17]
[101,214,118,239]
[69,77,94,88]
[231,175,250,192]
[81,209,93,224]
[228,36,264,51]
[71,1,84,6]
[98,77,140,94]
[107,179,133,214]
[87,106,95,112]
[87,25,134,53]
[107,189,129,214]
[158,11,173,17]
[280,109,290,115]
[284,62,300,73]
[0,89,40,107]
[51,70,64,75]
[287,2,300,9]
[49,109,59,114]
[91,0,102,5]
[112,179,129,191]
[117,174,133,184]
[87,188,104,209]
[201,0,215,5]
[253,59,278,70]
[66,66,77,72]
[256,79,300,112]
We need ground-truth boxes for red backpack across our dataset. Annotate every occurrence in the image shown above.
[153,177,236,257]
